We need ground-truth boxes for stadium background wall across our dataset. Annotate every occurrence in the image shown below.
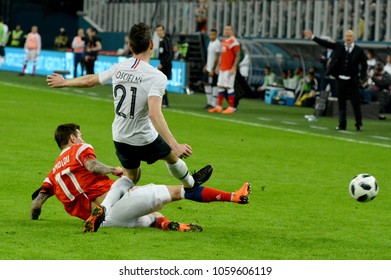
[1,47,187,94]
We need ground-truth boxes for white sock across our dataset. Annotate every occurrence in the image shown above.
[212,87,219,107]
[101,176,134,216]
[166,159,195,188]
[205,85,212,105]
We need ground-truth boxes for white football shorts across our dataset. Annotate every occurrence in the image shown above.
[217,69,236,89]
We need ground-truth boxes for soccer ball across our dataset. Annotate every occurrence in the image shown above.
[349,174,379,202]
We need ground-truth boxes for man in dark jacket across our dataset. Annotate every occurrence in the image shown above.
[304,29,367,131]
[156,24,173,108]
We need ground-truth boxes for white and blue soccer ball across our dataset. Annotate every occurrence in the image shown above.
[349,174,379,202]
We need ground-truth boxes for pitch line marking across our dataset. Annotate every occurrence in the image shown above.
[370,135,391,141]
[281,121,298,125]
[309,125,329,130]
[257,117,272,121]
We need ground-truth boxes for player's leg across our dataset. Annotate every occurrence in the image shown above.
[222,71,237,114]
[0,46,5,65]
[211,73,219,107]
[164,152,213,191]
[101,176,135,215]
[20,52,30,75]
[208,71,228,113]
[166,182,251,204]
[152,212,202,232]
[103,184,172,227]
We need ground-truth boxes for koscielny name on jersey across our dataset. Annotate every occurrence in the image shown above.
[52,155,70,174]
[116,70,143,83]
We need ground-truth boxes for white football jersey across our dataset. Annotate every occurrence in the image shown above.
[206,39,221,73]
[99,58,167,146]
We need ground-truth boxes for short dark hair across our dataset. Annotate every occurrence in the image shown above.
[128,22,152,54]
[210,28,217,33]
[54,123,80,149]
[155,24,164,30]
[375,61,384,72]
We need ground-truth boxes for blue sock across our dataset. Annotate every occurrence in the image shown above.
[184,186,204,202]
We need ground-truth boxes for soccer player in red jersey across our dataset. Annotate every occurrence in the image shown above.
[31,124,251,232]
[208,25,241,114]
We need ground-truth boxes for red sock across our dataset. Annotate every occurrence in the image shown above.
[154,217,171,231]
[228,94,235,107]
[200,186,232,202]
[217,93,224,107]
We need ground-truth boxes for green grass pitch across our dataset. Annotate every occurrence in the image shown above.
[0,71,390,260]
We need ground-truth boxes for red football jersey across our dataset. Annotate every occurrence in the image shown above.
[220,36,240,71]
[40,143,114,220]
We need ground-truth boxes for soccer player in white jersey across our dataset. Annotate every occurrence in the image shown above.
[46,23,213,227]
[203,28,221,109]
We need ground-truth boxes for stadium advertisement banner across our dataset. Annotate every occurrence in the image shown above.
[1,47,187,94]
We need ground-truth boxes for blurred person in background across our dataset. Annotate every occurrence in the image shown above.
[0,17,9,66]
[203,28,221,109]
[155,24,173,108]
[84,28,102,74]
[20,25,41,76]
[54,27,69,51]
[9,24,24,47]
[71,28,85,77]
[384,53,391,75]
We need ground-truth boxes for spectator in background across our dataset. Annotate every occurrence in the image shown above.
[71,28,85,77]
[203,28,221,109]
[195,0,208,33]
[20,25,41,76]
[384,54,391,75]
[176,34,189,60]
[9,24,24,47]
[84,28,102,74]
[208,25,241,114]
[156,24,173,108]
[117,34,131,56]
[54,27,69,51]
[361,62,391,120]
[366,49,377,86]
[295,72,319,107]
[173,45,183,61]
[0,17,8,66]
[256,66,277,100]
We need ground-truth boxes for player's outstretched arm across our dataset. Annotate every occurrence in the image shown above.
[85,159,123,177]
[31,192,50,220]
[46,73,101,88]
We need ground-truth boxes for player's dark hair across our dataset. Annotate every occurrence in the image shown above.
[155,24,164,30]
[128,23,152,54]
[54,123,80,149]
[210,28,217,33]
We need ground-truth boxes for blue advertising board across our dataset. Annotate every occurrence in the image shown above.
[1,47,187,94]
